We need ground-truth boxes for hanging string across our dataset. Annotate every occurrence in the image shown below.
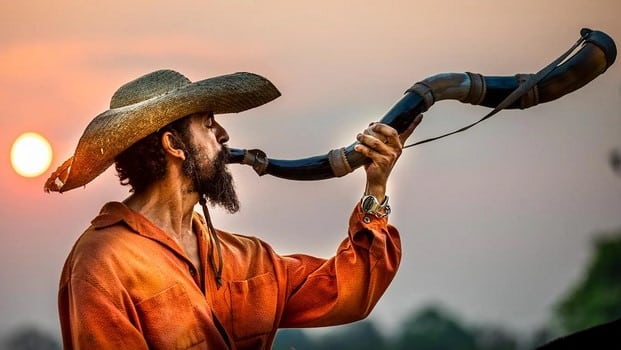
[199,194,224,289]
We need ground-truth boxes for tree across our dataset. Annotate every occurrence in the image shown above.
[553,230,621,333]
[392,304,477,350]
[2,326,60,350]
[472,325,521,350]
[315,320,386,350]
[272,329,315,350]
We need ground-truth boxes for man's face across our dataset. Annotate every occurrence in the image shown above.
[183,113,240,213]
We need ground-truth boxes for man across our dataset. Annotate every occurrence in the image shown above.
[45,69,422,349]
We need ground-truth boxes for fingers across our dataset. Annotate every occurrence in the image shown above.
[355,114,423,195]
[367,124,398,145]
[355,125,401,161]
[359,114,423,149]
[354,135,392,159]
[354,114,423,169]
[361,125,395,151]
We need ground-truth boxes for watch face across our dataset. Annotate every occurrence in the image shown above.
[361,195,378,213]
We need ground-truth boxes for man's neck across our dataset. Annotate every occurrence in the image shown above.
[123,177,198,241]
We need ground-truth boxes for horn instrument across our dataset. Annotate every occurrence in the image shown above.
[228,28,616,181]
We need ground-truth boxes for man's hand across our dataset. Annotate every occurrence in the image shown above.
[354,114,423,202]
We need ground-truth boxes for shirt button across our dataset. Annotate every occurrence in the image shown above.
[189,267,197,276]
[363,216,371,224]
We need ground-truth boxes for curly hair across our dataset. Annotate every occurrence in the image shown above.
[114,116,192,193]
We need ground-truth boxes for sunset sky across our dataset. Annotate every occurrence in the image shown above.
[1,0,620,341]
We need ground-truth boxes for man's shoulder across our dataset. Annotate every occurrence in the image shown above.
[64,221,136,269]
[62,202,147,273]
[71,201,146,251]
[59,222,131,288]
[76,219,136,249]
[218,229,272,251]
[191,211,272,252]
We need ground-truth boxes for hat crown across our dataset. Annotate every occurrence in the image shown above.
[110,70,191,109]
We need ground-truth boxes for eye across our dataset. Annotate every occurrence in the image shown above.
[204,117,214,129]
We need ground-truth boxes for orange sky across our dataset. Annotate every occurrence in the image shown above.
[1,0,620,340]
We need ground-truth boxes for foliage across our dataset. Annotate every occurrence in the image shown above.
[391,305,477,350]
[274,305,527,350]
[272,328,315,350]
[315,321,385,350]
[1,326,60,350]
[472,325,521,350]
[554,230,621,333]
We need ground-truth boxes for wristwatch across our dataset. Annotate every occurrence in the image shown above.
[361,194,391,218]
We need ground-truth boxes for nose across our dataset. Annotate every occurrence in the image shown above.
[215,122,229,144]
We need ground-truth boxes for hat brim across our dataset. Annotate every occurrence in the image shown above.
[44,72,280,193]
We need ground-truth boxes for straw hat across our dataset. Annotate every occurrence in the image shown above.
[44,69,280,193]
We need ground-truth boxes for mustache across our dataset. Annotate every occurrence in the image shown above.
[218,145,231,164]
[213,147,229,174]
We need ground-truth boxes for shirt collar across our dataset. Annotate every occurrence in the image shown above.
[90,202,183,250]
[91,202,142,231]
[90,201,210,253]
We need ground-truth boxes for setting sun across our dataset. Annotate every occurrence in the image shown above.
[10,132,53,178]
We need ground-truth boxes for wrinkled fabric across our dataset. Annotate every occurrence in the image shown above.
[59,201,401,349]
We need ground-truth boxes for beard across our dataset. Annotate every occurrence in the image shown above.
[184,145,240,214]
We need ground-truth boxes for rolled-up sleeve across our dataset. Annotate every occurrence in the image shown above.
[279,204,401,327]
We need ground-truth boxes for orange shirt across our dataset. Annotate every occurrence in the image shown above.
[58,202,401,349]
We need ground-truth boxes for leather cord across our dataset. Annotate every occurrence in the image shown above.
[199,196,224,289]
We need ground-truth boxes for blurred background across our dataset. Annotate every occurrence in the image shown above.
[1,1,619,348]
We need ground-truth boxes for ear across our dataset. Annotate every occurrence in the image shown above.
[161,131,186,161]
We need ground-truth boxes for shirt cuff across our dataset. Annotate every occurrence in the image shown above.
[348,203,389,250]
